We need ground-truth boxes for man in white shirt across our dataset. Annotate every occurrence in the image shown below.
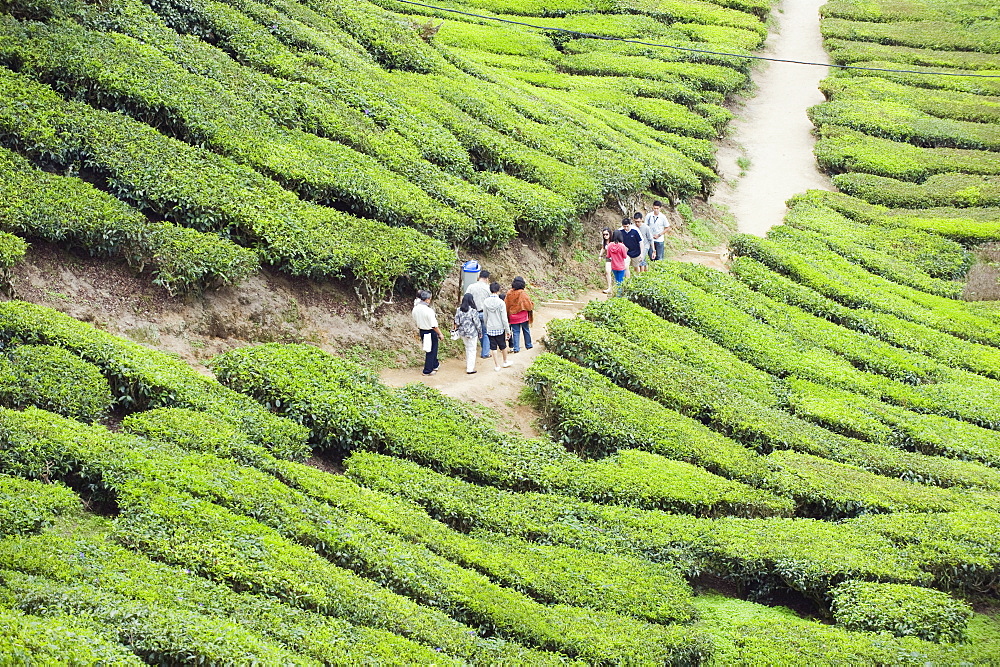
[464,269,492,359]
[412,290,441,375]
[644,200,670,264]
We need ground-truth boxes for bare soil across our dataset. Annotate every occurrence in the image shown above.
[963,242,1000,301]
[712,0,835,237]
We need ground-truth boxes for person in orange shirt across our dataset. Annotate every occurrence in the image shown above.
[505,276,534,353]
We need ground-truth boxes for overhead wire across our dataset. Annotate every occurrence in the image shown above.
[391,0,1000,78]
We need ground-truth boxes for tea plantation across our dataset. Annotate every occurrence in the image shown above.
[3,0,1000,662]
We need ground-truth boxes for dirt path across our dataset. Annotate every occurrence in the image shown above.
[713,0,835,236]
[380,290,607,437]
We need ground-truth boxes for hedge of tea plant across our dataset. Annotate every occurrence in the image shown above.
[0,0,775,303]
[211,342,790,517]
[0,344,112,422]
[830,581,973,643]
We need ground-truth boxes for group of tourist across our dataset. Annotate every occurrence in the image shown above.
[411,269,534,377]
[600,200,671,292]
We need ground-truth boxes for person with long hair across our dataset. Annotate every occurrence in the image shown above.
[598,227,614,293]
[505,276,534,353]
[453,292,482,374]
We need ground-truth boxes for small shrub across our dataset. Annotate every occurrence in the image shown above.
[1,344,112,422]
[831,581,973,643]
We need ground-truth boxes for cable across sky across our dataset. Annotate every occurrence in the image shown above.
[391,0,1000,78]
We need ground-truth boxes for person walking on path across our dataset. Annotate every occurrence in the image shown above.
[464,269,492,359]
[412,290,441,376]
[621,217,642,278]
[606,229,628,292]
[634,211,653,273]
[483,281,513,371]
[644,201,669,263]
[599,227,614,293]
[505,276,534,353]
[453,292,482,374]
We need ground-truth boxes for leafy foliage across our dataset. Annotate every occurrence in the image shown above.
[0,344,112,422]
[831,581,973,643]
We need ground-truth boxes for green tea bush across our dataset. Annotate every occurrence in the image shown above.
[0,144,256,293]
[345,451,954,602]
[214,343,786,516]
[830,581,973,643]
[563,37,751,76]
[350,449,1000,601]
[0,522,457,665]
[581,298,783,405]
[0,231,26,269]
[695,594,983,665]
[117,484,705,664]
[821,17,1000,54]
[274,459,700,624]
[0,407,575,664]
[730,254,1000,380]
[821,0,997,23]
[0,302,309,459]
[525,352,772,479]
[772,208,964,297]
[835,172,1000,208]
[846,509,1000,594]
[836,61,1000,96]
[781,196,971,279]
[121,407,268,464]
[729,232,1000,347]
[544,317,1000,491]
[621,0,767,34]
[119,405,705,627]
[0,476,78,537]
[809,99,1000,150]
[820,75,1000,124]
[472,171,573,239]
[0,66,453,311]
[794,189,1000,243]
[560,51,747,93]
[1,344,112,422]
[815,125,1000,182]
[2,570,319,665]
[1,404,714,662]
[624,262,1000,426]
[0,19,497,248]
[0,605,142,665]
[826,37,1000,71]
[788,377,1000,468]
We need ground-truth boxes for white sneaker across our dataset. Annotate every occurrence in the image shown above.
[502,361,512,368]
[494,366,502,372]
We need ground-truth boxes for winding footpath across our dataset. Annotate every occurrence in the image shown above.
[713,0,835,236]
[384,0,833,407]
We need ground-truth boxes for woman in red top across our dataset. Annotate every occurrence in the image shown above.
[505,276,534,352]
[605,227,629,290]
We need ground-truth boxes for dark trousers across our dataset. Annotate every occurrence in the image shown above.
[420,329,439,374]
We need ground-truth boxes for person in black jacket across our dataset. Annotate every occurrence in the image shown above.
[620,217,642,279]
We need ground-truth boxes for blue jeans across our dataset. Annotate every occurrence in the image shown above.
[651,241,664,261]
[511,322,532,352]
[612,269,625,283]
[478,311,490,358]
